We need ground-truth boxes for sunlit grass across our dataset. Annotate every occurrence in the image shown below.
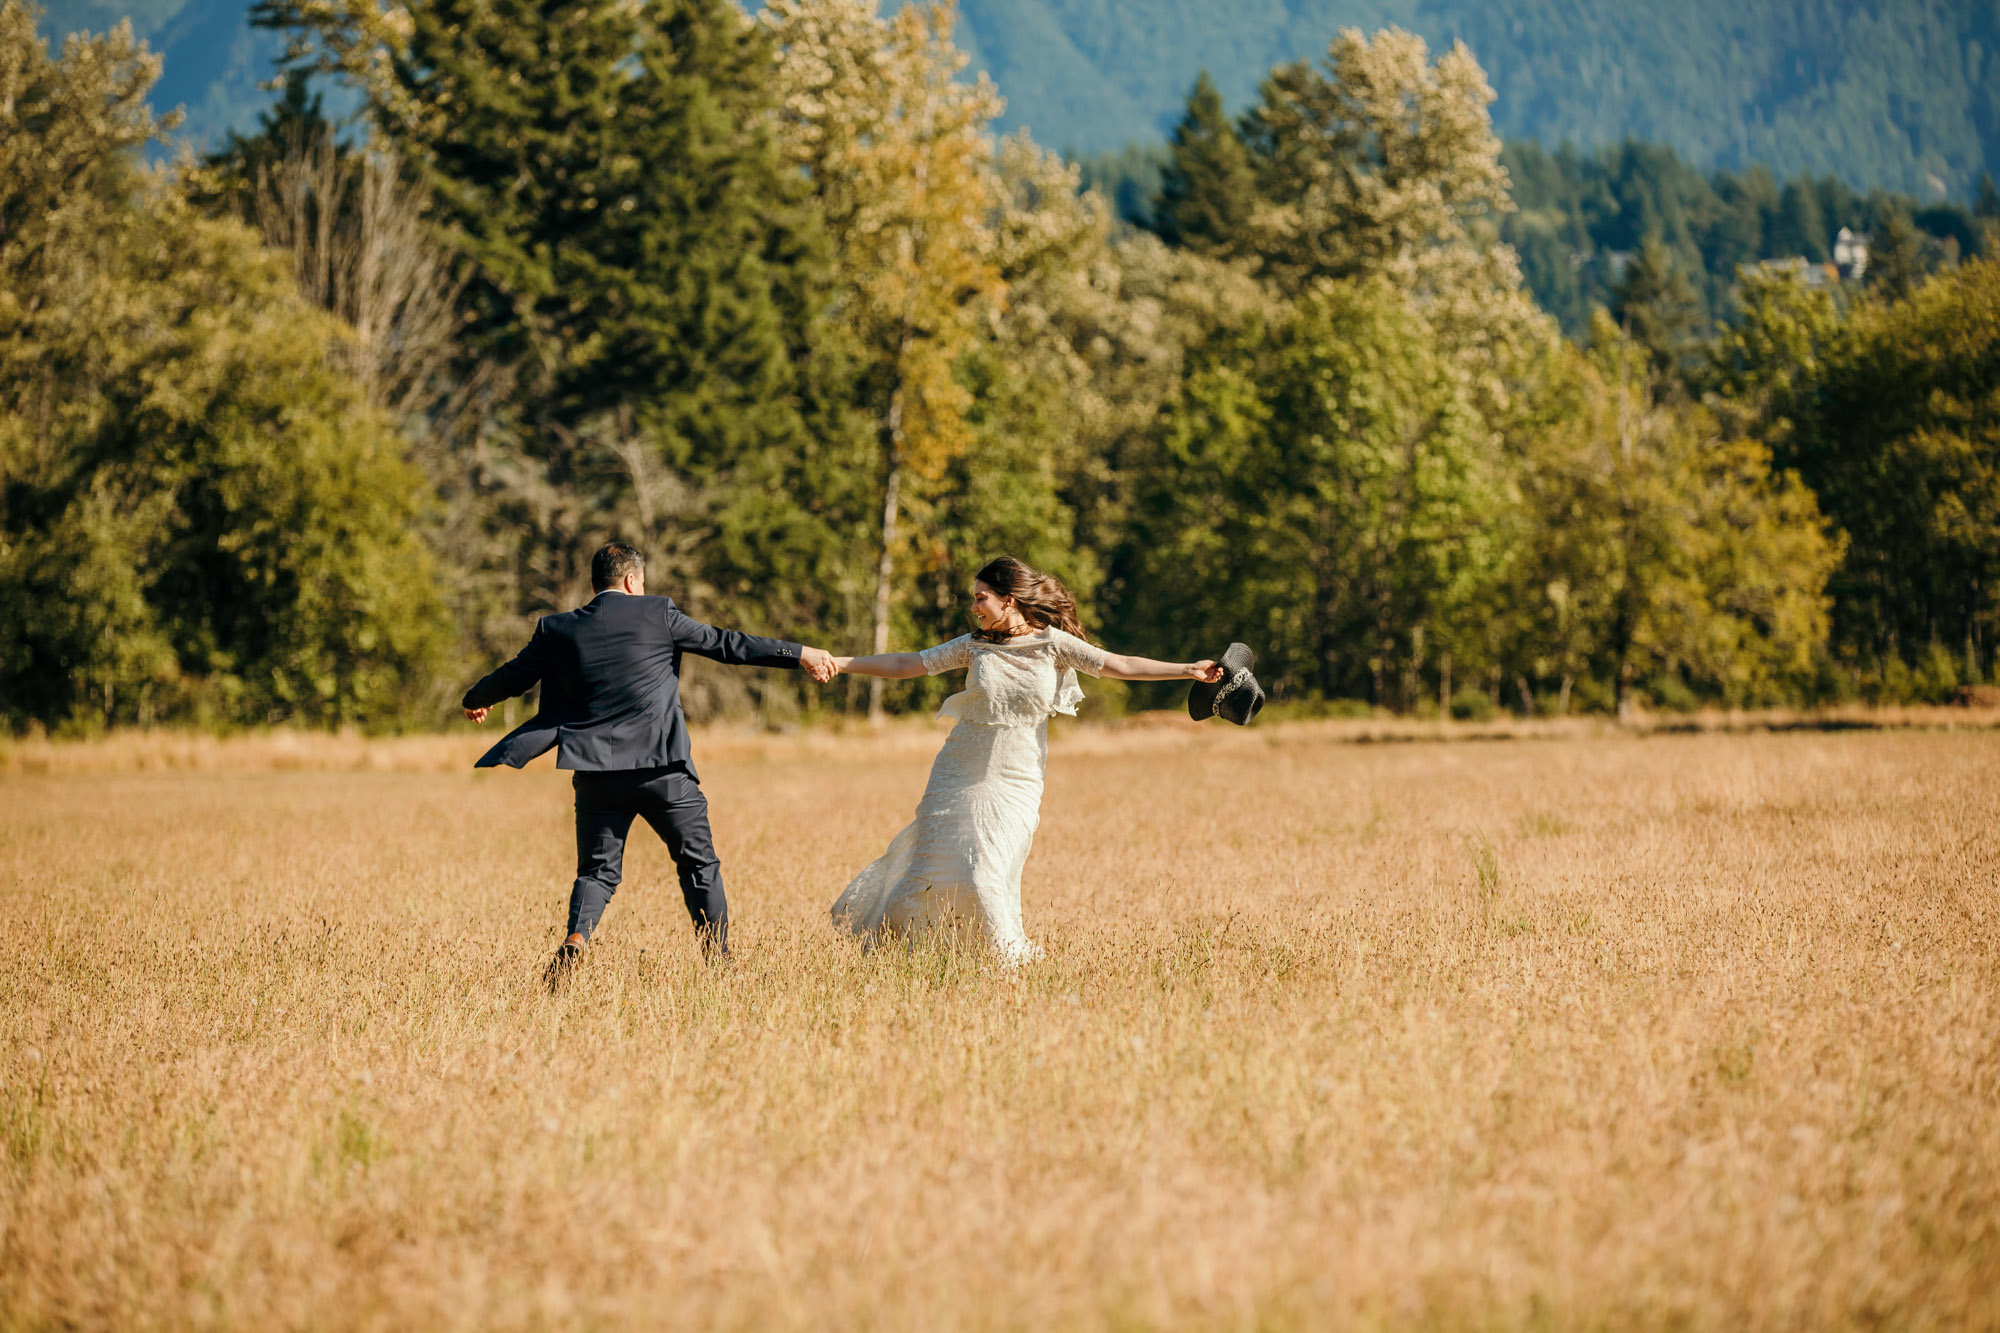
[2,723,1996,1328]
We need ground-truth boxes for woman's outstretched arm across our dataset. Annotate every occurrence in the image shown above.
[833,653,929,680]
[1098,653,1222,683]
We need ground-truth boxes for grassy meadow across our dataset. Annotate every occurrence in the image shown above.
[2,718,1996,1329]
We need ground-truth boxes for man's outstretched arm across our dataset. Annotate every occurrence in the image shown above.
[666,606,836,681]
[462,623,550,721]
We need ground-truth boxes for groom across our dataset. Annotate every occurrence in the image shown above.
[462,542,835,986]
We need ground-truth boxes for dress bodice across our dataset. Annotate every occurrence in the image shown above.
[919,629,1108,725]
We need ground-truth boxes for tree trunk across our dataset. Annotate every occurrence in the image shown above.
[1610,586,1637,723]
[868,457,901,722]
[1557,673,1573,717]
[1313,509,1343,697]
[1438,653,1452,719]
[1402,625,1425,715]
[1516,674,1535,718]
[869,385,908,724]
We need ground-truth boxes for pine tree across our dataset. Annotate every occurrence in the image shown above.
[1609,236,1702,382]
[1867,207,1927,303]
[1150,71,1256,255]
[284,0,840,613]
[1776,179,1829,262]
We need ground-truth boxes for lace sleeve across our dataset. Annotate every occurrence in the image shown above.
[1051,629,1109,678]
[919,635,975,676]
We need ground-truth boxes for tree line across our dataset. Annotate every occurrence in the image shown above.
[3,0,1996,733]
[1087,131,1993,342]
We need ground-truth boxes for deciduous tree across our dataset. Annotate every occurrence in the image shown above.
[0,2,447,730]
[766,0,1004,717]
[1723,261,2000,693]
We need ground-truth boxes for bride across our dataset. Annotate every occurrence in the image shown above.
[829,556,1222,963]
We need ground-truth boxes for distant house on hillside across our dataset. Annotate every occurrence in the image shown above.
[1834,227,1870,281]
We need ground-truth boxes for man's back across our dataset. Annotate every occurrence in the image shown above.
[464,592,801,773]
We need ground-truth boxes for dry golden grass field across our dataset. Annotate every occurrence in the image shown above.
[2,718,1997,1330]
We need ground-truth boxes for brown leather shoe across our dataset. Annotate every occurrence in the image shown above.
[543,941,583,993]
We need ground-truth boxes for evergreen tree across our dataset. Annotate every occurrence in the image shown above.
[1609,236,1701,382]
[1149,71,1255,254]
[202,69,338,204]
[267,0,844,616]
[1494,143,1979,338]
[1707,165,1780,278]
[1074,141,1165,229]
[1867,207,1927,302]
[1775,179,1828,262]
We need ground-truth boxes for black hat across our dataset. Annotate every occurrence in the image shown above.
[1188,642,1266,725]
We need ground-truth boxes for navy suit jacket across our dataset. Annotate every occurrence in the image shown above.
[461,591,801,774]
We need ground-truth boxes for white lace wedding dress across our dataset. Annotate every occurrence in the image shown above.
[831,628,1108,962]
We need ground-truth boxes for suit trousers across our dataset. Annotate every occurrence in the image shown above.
[569,767,726,946]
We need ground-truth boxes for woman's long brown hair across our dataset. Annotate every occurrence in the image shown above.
[972,556,1085,641]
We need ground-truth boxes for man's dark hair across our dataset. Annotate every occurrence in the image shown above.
[591,542,645,592]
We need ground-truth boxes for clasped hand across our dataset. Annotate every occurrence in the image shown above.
[799,646,838,684]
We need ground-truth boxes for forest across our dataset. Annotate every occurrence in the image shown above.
[4,0,1998,732]
[38,0,2000,198]
[1087,130,1994,340]
[967,0,2000,195]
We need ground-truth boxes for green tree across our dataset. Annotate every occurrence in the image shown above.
[1226,29,1553,416]
[1774,179,1829,262]
[1498,140,1982,339]
[1073,140,1165,229]
[1609,236,1702,382]
[1126,277,1510,707]
[262,0,845,639]
[1867,206,1928,303]
[1150,71,1255,255]
[1236,27,1514,296]
[765,0,1006,717]
[940,134,1114,614]
[1513,324,1837,716]
[0,1,447,730]
[1729,261,2000,692]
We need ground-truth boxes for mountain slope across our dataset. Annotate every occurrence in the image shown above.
[31,0,2000,195]
[943,0,1998,197]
